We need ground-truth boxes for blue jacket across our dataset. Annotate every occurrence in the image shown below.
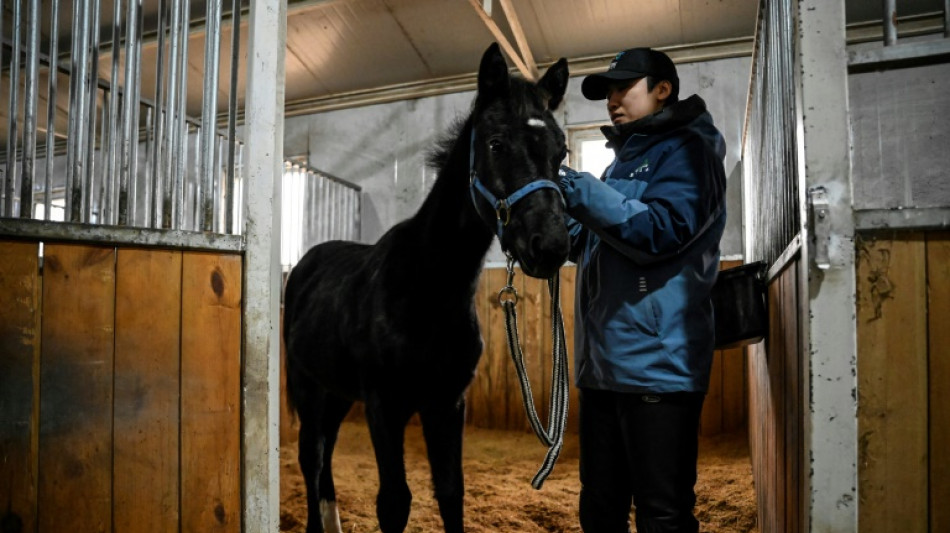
[560,95,727,393]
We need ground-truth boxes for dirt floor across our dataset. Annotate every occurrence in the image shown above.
[280,420,758,533]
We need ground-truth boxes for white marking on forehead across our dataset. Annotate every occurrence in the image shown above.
[527,117,546,128]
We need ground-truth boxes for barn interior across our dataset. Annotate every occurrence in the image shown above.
[2,0,949,532]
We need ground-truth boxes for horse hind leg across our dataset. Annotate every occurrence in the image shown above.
[296,389,351,533]
[317,395,353,533]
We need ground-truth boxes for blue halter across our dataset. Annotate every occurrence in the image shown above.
[468,130,562,240]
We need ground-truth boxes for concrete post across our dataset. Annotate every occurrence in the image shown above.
[796,0,858,530]
[242,0,286,530]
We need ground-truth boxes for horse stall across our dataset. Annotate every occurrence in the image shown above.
[1,2,287,531]
[741,1,950,531]
[274,12,757,532]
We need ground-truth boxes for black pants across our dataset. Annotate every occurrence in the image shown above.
[578,388,705,533]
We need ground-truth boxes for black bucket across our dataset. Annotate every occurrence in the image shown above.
[712,261,768,350]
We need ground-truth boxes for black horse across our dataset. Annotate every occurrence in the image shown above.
[283,43,570,533]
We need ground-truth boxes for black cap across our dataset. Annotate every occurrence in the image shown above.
[581,48,679,102]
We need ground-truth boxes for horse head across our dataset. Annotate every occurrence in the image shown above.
[469,43,570,279]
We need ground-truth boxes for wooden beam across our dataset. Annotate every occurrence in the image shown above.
[465,0,533,80]
[497,0,538,79]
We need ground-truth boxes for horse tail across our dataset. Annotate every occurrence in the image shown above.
[282,269,300,424]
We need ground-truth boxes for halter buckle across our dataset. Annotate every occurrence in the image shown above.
[495,200,511,227]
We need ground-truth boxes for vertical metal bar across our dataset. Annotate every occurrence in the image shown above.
[150,0,167,228]
[5,0,22,216]
[162,0,182,228]
[19,0,41,217]
[102,0,122,225]
[118,0,140,225]
[68,0,91,222]
[143,106,154,225]
[82,0,101,222]
[1,0,7,213]
[225,0,241,234]
[193,126,202,230]
[174,0,192,229]
[44,0,61,220]
[199,0,223,231]
[128,2,144,225]
[945,0,949,38]
[64,0,81,221]
[216,135,225,232]
[883,0,897,46]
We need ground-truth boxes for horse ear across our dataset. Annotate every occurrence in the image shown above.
[477,42,510,99]
[537,57,569,110]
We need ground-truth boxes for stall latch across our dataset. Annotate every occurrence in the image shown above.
[808,186,831,270]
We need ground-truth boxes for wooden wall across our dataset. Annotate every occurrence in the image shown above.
[0,241,242,532]
[856,230,950,533]
[747,259,803,533]
[281,261,749,443]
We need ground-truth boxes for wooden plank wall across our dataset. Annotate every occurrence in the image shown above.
[857,230,950,532]
[0,241,242,532]
[747,259,802,533]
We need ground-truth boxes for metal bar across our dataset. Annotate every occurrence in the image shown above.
[102,0,123,225]
[163,0,182,228]
[94,91,108,222]
[44,0,61,221]
[946,0,949,38]
[216,136,225,232]
[82,0,102,222]
[193,127,202,230]
[143,106,154,226]
[128,1,144,226]
[225,0,241,234]
[68,0,92,222]
[200,0,223,231]
[0,217,244,252]
[151,0,168,228]
[884,0,897,45]
[19,0,40,217]
[1,0,5,213]
[174,0,192,229]
[63,0,81,221]
[118,0,140,225]
[5,0,22,216]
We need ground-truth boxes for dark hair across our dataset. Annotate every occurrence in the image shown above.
[645,76,679,105]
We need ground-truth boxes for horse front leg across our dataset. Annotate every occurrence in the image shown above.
[420,396,466,533]
[365,393,414,532]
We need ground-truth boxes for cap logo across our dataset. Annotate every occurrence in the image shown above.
[609,51,625,71]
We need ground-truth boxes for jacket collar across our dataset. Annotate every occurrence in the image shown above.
[600,94,709,150]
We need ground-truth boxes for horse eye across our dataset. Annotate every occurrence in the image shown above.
[488,139,504,152]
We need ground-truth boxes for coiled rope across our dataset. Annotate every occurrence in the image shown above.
[497,253,570,489]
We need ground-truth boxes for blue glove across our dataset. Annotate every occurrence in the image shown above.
[558,165,581,195]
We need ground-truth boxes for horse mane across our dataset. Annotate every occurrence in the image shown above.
[425,113,471,173]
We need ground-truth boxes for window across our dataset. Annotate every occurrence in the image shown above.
[569,125,613,178]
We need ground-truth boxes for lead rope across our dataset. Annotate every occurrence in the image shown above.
[498,253,570,489]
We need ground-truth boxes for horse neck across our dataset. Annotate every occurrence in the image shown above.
[412,121,495,275]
